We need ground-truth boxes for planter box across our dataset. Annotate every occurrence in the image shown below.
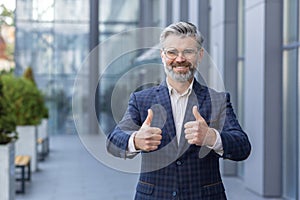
[37,119,49,155]
[37,119,48,139]
[0,142,15,200]
[15,126,38,172]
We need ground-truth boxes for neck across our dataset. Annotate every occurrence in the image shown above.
[167,77,193,94]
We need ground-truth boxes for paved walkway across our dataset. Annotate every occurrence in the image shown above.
[15,133,282,200]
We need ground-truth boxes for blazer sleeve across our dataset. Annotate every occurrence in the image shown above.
[106,93,142,159]
[219,93,251,161]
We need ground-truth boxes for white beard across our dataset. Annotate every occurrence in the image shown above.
[163,61,195,82]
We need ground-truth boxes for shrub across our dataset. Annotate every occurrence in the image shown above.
[0,76,17,144]
[23,67,49,119]
[1,74,44,126]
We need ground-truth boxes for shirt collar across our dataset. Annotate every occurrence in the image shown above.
[166,78,194,97]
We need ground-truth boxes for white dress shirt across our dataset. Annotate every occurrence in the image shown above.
[127,78,223,156]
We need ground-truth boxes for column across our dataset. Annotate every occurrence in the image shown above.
[244,0,282,197]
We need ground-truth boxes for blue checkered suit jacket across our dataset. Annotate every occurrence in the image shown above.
[107,79,251,200]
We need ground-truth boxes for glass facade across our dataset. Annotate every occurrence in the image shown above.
[14,0,144,135]
[15,0,89,134]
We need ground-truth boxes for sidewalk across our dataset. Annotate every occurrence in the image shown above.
[15,133,281,200]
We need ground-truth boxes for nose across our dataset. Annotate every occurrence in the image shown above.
[175,52,186,62]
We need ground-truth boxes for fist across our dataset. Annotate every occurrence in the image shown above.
[184,106,216,146]
[134,109,162,151]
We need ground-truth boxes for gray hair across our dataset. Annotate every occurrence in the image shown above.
[160,22,204,49]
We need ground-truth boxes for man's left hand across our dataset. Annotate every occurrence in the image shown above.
[184,106,216,147]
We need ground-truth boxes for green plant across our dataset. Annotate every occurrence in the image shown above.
[23,66,36,85]
[23,66,49,119]
[1,74,44,126]
[0,76,17,144]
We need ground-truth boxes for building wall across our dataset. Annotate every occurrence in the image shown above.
[196,0,292,198]
[209,0,291,198]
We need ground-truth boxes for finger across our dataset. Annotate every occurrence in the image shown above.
[145,140,161,146]
[185,133,194,140]
[187,139,196,145]
[146,145,159,151]
[143,127,162,135]
[143,141,161,151]
[150,134,162,141]
[193,106,203,121]
[184,127,197,135]
[143,109,153,126]
[149,127,162,135]
[184,121,198,129]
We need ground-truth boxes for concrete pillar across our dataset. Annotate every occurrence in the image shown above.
[89,0,99,135]
[244,0,282,197]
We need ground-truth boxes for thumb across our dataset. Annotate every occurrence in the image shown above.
[192,106,202,121]
[143,109,153,126]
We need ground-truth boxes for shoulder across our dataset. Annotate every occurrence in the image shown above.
[132,84,165,98]
[208,88,229,101]
[193,79,229,101]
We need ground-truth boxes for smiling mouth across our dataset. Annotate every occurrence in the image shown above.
[172,66,190,74]
[174,66,188,68]
[172,64,190,69]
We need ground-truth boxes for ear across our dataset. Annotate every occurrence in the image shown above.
[160,49,164,59]
[198,48,204,62]
[160,49,166,62]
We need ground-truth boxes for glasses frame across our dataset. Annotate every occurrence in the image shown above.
[163,47,199,60]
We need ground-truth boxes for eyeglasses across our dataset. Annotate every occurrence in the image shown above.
[163,48,198,60]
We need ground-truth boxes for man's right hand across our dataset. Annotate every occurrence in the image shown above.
[134,109,162,151]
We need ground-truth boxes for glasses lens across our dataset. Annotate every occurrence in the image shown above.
[165,48,178,59]
[183,49,197,59]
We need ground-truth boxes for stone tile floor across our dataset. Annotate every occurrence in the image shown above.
[15,134,282,200]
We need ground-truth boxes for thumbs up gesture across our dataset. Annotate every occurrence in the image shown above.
[134,109,162,151]
[184,106,216,146]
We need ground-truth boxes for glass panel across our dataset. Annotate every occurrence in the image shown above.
[153,0,162,26]
[283,0,298,45]
[282,49,298,200]
[99,0,139,41]
[97,0,142,133]
[15,0,89,134]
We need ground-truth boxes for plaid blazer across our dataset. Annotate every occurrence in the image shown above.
[107,79,251,200]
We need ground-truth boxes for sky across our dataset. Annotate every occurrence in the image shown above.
[0,0,16,10]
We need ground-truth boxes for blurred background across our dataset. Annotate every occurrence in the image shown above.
[0,0,298,199]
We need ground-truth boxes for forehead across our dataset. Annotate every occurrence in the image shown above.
[163,34,198,49]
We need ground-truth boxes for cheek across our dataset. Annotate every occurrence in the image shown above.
[164,58,174,66]
[190,58,198,67]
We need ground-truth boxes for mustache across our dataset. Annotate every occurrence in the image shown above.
[171,61,192,68]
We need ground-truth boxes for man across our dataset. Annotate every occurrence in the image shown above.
[107,22,251,200]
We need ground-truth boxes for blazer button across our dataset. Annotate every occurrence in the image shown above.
[176,160,182,166]
[172,191,177,197]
